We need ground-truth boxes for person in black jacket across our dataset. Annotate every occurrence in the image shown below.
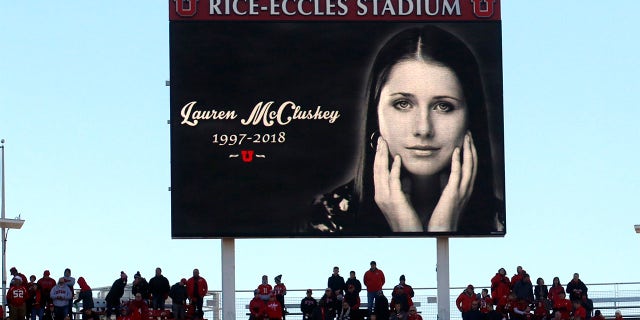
[328,267,346,298]
[566,273,588,302]
[105,272,127,319]
[345,271,362,295]
[169,279,187,320]
[149,268,171,310]
[513,274,534,303]
[132,272,150,305]
[300,289,317,320]
[373,290,389,320]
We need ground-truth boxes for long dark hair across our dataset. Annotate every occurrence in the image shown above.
[354,25,500,234]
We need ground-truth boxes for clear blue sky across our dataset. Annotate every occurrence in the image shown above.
[1,1,639,293]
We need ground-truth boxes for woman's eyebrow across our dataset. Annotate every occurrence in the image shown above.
[389,92,416,98]
[432,95,463,102]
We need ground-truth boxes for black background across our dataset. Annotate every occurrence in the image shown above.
[170,21,504,238]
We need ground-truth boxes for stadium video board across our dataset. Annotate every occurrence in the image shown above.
[169,0,505,238]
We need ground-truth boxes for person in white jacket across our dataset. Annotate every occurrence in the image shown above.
[50,278,72,320]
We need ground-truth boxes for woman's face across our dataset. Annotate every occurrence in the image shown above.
[378,60,467,177]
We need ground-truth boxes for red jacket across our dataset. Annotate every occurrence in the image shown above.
[128,299,150,320]
[37,277,56,297]
[491,273,511,301]
[257,284,272,296]
[511,273,524,289]
[553,298,572,320]
[273,283,286,296]
[8,285,29,306]
[456,292,477,313]
[363,269,385,292]
[548,285,565,301]
[249,297,267,318]
[186,277,208,299]
[266,300,282,319]
[573,306,586,320]
[479,296,493,314]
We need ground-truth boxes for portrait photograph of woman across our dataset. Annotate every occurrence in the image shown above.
[310,24,505,236]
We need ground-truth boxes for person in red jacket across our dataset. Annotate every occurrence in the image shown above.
[186,269,208,320]
[479,289,493,314]
[571,300,586,320]
[511,266,525,289]
[37,271,57,307]
[257,275,273,302]
[127,293,150,320]
[363,261,385,315]
[249,290,267,320]
[265,294,283,320]
[614,310,624,320]
[553,292,572,320]
[273,275,287,320]
[8,277,30,320]
[10,268,28,286]
[456,285,477,315]
[491,268,511,305]
[548,277,565,302]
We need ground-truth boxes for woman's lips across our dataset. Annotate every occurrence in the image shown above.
[406,145,440,156]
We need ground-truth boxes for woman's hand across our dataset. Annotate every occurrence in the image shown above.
[373,137,424,232]
[427,131,477,232]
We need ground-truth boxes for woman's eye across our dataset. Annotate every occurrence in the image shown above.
[392,100,412,110]
[433,102,454,112]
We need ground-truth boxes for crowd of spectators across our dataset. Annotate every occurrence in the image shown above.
[3,266,207,320]
[3,264,629,320]
[249,261,421,320]
[454,266,623,320]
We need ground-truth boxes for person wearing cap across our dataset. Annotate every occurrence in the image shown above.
[169,279,187,320]
[273,275,287,319]
[50,278,72,320]
[10,267,28,286]
[363,261,385,315]
[186,269,208,320]
[456,285,477,315]
[390,284,412,314]
[37,271,57,307]
[249,289,267,320]
[299,289,317,320]
[105,272,128,320]
[149,267,171,310]
[132,272,150,305]
[8,276,29,320]
[343,284,361,320]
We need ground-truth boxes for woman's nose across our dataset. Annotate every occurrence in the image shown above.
[413,107,433,137]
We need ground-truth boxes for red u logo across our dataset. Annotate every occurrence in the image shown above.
[470,0,495,18]
[173,0,198,17]
[241,150,255,163]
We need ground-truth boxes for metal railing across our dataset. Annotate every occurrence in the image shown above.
[89,282,640,320]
